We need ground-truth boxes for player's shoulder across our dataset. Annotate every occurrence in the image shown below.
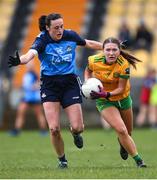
[63,29,79,38]
[117,55,129,66]
[33,31,49,45]
[64,29,77,34]
[36,30,47,39]
[62,29,85,45]
[88,53,105,62]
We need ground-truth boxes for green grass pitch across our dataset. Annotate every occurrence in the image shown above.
[0,128,157,179]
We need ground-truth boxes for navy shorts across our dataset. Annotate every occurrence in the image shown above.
[21,98,41,105]
[40,74,82,108]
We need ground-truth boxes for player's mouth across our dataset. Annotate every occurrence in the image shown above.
[108,56,116,60]
[106,56,116,64]
[55,33,62,40]
[57,33,62,37]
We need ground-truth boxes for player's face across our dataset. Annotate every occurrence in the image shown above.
[103,43,120,64]
[47,18,64,41]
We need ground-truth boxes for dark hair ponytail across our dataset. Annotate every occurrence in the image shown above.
[120,50,141,69]
[103,37,141,69]
[38,15,47,31]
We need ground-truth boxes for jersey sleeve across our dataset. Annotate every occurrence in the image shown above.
[119,61,130,79]
[66,30,86,46]
[87,56,94,71]
[30,37,45,53]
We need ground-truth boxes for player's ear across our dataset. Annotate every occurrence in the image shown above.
[46,25,49,31]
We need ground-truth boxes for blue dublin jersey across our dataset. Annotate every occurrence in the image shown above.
[30,30,86,76]
[22,71,40,103]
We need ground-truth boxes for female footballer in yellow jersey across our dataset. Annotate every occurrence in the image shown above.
[84,37,147,168]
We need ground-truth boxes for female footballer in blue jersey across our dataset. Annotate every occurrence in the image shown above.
[8,13,103,168]
[9,61,47,136]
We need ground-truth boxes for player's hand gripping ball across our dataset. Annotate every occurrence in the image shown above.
[81,78,103,99]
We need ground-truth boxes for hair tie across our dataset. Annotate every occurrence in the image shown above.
[120,40,127,49]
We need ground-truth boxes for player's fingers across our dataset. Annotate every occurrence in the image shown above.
[15,51,19,58]
[9,56,15,61]
[98,85,102,92]
[91,90,97,94]
[9,55,14,59]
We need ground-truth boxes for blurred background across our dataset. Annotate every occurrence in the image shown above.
[0,0,157,130]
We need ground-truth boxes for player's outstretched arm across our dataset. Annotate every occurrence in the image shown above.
[8,49,36,68]
[85,39,103,50]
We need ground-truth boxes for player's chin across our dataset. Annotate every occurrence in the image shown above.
[56,35,63,40]
[107,58,116,64]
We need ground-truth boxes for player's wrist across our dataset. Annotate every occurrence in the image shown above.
[106,92,111,98]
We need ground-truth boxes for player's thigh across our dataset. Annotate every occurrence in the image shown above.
[101,106,126,132]
[139,104,148,114]
[148,105,156,121]
[64,103,84,129]
[119,108,133,134]
[33,104,43,115]
[61,75,82,109]
[42,102,61,129]
[17,102,29,114]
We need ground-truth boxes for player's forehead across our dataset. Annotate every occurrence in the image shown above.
[50,18,63,27]
[104,43,119,49]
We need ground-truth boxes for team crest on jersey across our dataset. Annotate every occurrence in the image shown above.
[41,92,46,98]
[113,72,120,78]
[66,46,72,52]
[104,70,112,78]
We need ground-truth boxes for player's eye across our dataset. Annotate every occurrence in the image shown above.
[54,26,60,30]
[112,48,118,52]
[54,25,63,30]
[105,48,111,52]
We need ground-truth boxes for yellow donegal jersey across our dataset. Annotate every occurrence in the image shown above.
[88,53,130,101]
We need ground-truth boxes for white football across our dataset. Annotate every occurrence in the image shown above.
[81,78,103,99]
